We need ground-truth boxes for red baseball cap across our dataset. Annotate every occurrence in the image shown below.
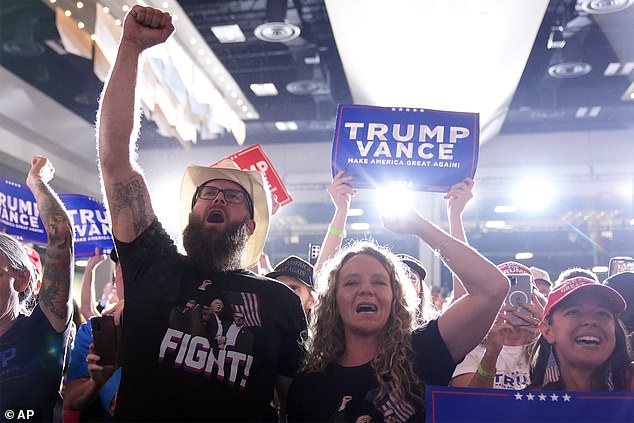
[497,261,532,276]
[23,244,42,280]
[543,276,626,320]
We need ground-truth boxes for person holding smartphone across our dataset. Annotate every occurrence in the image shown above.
[451,262,543,390]
[64,250,123,421]
[0,156,74,422]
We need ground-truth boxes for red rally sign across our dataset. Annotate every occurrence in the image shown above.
[215,144,293,207]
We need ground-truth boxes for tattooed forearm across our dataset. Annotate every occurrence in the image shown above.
[106,173,154,237]
[34,182,74,249]
[40,259,72,320]
[27,174,73,328]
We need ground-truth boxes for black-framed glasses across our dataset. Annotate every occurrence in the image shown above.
[192,185,254,217]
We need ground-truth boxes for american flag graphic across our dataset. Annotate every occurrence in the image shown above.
[225,291,262,327]
[543,348,560,385]
[374,383,416,423]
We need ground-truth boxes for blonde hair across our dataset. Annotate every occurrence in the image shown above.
[304,240,423,407]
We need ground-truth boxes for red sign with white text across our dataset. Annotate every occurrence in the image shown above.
[215,144,292,207]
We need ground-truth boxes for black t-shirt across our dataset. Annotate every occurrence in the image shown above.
[287,319,456,422]
[114,219,307,422]
[0,305,70,422]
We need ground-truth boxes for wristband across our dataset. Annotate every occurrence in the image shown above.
[434,238,455,265]
[476,362,496,379]
[328,225,346,238]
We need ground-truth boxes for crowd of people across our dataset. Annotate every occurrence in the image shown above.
[1,5,633,423]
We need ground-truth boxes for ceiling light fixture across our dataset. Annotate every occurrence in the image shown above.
[485,220,512,229]
[578,0,634,14]
[250,82,279,96]
[254,0,300,42]
[211,24,246,43]
[350,222,370,231]
[547,25,566,49]
[494,205,517,213]
[548,62,592,78]
[515,252,534,260]
[275,121,298,131]
[604,62,634,76]
[591,265,609,273]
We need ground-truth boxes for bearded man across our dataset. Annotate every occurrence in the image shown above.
[96,6,306,422]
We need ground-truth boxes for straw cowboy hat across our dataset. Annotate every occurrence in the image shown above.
[180,159,271,268]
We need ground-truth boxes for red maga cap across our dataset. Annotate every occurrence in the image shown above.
[543,276,626,320]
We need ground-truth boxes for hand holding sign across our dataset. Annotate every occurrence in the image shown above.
[328,170,356,212]
[380,204,423,236]
[445,177,475,219]
[331,105,479,192]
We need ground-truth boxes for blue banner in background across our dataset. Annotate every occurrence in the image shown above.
[426,386,634,422]
[0,178,113,258]
[0,178,47,244]
[331,104,479,192]
[59,193,114,258]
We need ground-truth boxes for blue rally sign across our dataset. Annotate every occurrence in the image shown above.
[426,386,634,422]
[59,194,114,258]
[0,178,113,258]
[0,178,47,244]
[331,105,479,192]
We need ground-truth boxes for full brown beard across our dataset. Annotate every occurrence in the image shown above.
[182,215,250,272]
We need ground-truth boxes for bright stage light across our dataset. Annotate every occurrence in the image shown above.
[375,183,415,217]
[514,177,555,211]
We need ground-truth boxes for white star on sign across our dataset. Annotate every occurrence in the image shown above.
[514,393,523,400]
[563,394,571,402]
[526,393,535,401]
[391,108,396,111]
[550,393,559,401]
[538,394,547,401]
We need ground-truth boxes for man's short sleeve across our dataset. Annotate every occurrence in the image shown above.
[277,295,307,378]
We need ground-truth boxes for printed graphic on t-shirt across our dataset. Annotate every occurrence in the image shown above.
[0,347,21,380]
[368,383,416,423]
[331,385,416,423]
[161,278,261,389]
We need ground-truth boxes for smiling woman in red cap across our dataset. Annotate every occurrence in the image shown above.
[528,277,632,391]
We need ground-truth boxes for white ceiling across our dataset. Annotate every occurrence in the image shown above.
[1,0,633,239]
[326,0,550,142]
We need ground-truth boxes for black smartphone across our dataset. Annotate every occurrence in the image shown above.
[90,315,120,366]
[504,274,533,325]
[608,256,634,277]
